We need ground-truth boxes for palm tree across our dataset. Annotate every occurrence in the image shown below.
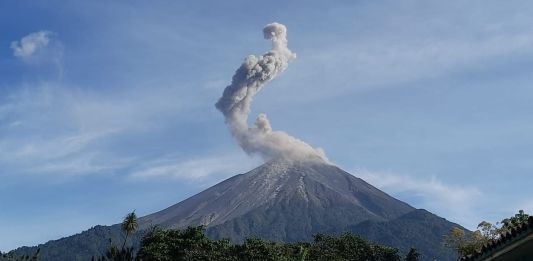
[121,211,138,249]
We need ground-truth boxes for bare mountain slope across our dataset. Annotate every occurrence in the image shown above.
[139,159,414,234]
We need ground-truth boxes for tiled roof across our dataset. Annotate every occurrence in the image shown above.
[460,216,533,261]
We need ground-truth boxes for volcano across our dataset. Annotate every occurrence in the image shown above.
[137,159,461,260]
[139,159,414,241]
[11,159,462,260]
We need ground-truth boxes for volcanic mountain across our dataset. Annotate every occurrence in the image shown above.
[10,159,461,260]
[139,159,414,240]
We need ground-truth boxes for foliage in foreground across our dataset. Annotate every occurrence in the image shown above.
[93,211,138,261]
[135,226,416,261]
[1,212,421,261]
[443,210,530,257]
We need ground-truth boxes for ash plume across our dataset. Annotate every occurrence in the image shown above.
[216,22,327,162]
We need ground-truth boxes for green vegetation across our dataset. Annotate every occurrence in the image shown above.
[135,226,415,261]
[443,210,530,256]
[93,211,138,261]
[0,248,40,261]
[2,221,427,261]
[1,224,134,261]
[2,219,416,261]
[404,248,420,261]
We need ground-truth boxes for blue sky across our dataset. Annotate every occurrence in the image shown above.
[2,0,533,251]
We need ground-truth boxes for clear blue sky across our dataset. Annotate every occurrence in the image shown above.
[2,0,533,251]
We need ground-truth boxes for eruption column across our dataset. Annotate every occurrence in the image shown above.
[216,23,327,162]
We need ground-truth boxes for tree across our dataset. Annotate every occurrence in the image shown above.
[0,248,40,261]
[443,210,530,257]
[404,247,420,261]
[233,238,288,261]
[121,211,138,249]
[137,225,240,261]
[306,233,400,261]
[104,211,138,261]
[137,226,403,261]
[500,210,529,233]
[442,227,485,257]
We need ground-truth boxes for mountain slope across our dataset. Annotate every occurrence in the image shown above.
[350,209,462,260]
[8,159,461,260]
[139,159,415,233]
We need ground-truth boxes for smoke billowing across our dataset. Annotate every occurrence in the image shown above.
[216,23,327,163]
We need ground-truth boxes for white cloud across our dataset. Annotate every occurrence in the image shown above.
[289,33,533,103]
[0,86,118,175]
[10,131,115,160]
[11,31,53,59]
[130,154,261,181]
[0,131,122,176]
[356,169,482,229]
[0,83,196,178]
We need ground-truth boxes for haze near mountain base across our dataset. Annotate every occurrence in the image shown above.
[215,22,327,163]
